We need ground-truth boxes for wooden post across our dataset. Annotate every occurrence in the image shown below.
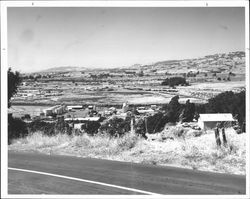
[222,128,227,146]
[130,116,135,134]
[145,117,148,134]
[214,127,221,147]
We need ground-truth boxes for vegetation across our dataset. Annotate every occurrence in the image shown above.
[8,68,28,144]
[180,99,195,122]
[9,127,246,175]
[165,95,182,122]
[205,90,245,132]
[81,121,101,135]
[28,118,72,136]
[161,77,188,87]
[8,115,28,144]
[99,116,131,137]
[8,68,22,108]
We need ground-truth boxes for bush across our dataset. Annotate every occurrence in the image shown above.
[81,121,101,135]
[99,116,131,137]
[28,119,56,136]
[8,114,28,144]
[28,118,72,136]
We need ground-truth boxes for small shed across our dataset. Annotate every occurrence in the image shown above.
[198,113,235,130]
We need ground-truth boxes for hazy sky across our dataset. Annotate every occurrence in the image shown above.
[8,7,245,72]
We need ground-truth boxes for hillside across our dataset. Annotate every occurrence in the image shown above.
[134,51,245,75]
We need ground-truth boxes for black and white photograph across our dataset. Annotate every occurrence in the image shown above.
[1,0,249,198]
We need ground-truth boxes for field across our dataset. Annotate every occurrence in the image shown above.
[12,80,245,107]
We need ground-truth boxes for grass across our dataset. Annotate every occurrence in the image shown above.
[9,127,246,175]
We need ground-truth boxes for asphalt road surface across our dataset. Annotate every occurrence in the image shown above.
[8,151,246,195]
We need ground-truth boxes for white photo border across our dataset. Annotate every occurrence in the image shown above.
[1,1,249,198]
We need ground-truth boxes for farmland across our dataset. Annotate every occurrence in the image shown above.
[11,51,245,108]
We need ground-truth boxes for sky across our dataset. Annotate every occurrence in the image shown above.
[7,7,245,73]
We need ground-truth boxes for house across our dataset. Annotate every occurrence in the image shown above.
[43,105,66,116]
[64,117,100,122]
[198,113,235,130]
[67,105,83,111]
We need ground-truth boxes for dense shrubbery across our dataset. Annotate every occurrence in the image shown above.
[99,116,131,137]
[147,113,169,134]
[8,114,28,144]
[81,121,101,135]
[161,77,188,87]
[28,118,72,136]
[205,90,245,131]
[141,96,186,134]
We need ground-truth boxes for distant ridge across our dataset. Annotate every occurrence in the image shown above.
[36,66,86,73]
[32,51,245,74]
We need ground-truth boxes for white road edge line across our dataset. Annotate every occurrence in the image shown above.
[8,167,161,195]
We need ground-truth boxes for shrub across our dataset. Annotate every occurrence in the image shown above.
[28,119,56,136]
[28,118,72,136]
[99,116,131,137]
[8,114,28,144]
[81,121,101,135]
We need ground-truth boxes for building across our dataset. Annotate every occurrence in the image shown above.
[198,113,235,130]
[67,105,83,111]
[43,105,66,116]
[64,117,100,122]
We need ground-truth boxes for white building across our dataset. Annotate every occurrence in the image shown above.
[198,113,235,130]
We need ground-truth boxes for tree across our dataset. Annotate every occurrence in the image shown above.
[205,90,245,131]
[166,95,182,122]
[8,68,22,108]
[161,77,188,87]
[8,68,28,144]
[180,99,195,122]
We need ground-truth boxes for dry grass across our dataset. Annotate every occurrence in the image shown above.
[9,127,246,175]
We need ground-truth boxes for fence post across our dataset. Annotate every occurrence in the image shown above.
[145,117,148,134]
[222,128,227,146]
[214,127,221,147]
[130,115,135,134]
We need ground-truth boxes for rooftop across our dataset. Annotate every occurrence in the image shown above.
[199,113,235,122]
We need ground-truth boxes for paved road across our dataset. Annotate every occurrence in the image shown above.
[8,151,246,195]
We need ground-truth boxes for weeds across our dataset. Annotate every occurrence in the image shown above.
[9,127,245,175]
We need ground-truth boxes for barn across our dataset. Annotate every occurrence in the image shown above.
[198,113,235,130]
